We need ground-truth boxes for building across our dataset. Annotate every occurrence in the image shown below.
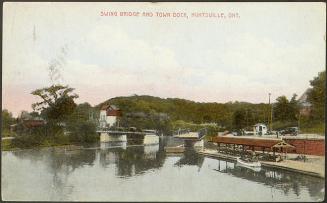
[99,104,122,128]
[10,117,46,133]
[298,88,312,116]
[253,123,268,135]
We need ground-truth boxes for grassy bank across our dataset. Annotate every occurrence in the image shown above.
[299,123,325,135]
[272,120,325,135]
[2,129,99,151]
[1,139,16,151]
[1,129,14,137]
[1,136,98,151]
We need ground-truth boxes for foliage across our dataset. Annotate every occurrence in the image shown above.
[11,131,70,149]
[97,95,271,134]
[2,109,15,132]
[7,87,98,149]
[1,139,14,151]
[307,71,325,121]
[11,133,45,148]
[31,85,78,121]
[298,115,325,134]
[299,122,325,135]
[65,103,99,143]
[271,120,298,131]
[172,120,203,132]
[67,103,99,123]
[120,111,172,135]
[10,102,99,149]
[232,109,246,130]
[273,94,299,122]
[67,121,98,143]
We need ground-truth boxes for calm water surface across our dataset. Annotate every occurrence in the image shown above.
[1,137,325,201]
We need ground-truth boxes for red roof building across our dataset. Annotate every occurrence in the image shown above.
[22,119,46,128]
[101,104,122,117]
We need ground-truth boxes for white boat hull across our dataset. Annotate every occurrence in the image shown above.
[237,157,261,167]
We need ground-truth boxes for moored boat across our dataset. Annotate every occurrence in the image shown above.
[237,157,261,168]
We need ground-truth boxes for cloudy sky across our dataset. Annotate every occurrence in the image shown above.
[2,2,326,116]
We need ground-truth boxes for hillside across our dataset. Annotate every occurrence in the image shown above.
[96,95,271,135]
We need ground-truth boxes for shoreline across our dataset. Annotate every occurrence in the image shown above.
[197,148,325,178]
[1,142,90,152]
[2,140,325,179]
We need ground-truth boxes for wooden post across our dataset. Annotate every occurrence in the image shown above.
[273,148,275,157]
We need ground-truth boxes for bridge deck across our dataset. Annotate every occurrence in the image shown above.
[96,130,156,135]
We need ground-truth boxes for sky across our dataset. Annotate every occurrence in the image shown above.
[2,2,326,117]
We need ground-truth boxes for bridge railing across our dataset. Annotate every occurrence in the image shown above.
[172,128,191,136]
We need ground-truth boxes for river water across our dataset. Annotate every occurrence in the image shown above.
[1,137,325,201]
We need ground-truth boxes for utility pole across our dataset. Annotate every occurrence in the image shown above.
[269,93,273,131]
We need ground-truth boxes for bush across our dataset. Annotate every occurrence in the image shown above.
[272,121,298,131]
[10,123,70,148]
[1,139,13,150]
[68,121,98,143]
[11,134,45,148]
[298,117,325,134]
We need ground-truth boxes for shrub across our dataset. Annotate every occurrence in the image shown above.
[11,134,45,148]
[68,121,98,143]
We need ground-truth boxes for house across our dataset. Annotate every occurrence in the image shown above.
[99,104,122,128]
[10,117,46,133]
[298,88,312,116]
[253,123,268,135]
[22,119,45,128]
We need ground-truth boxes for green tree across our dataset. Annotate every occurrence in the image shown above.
[68,103,97,122]
[2,109,15,132]
[232,109,247,130]
[273,94,299,122]
[31,85,79,121]
[307,71,325,121]
[64,103,99,143]
[68,121,98,143]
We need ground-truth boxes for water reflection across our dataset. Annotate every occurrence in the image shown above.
[9,147,97,200]
[2,137,324,201]
[212,158,325,201]
[99,142,165,177]
[174,148,205,171]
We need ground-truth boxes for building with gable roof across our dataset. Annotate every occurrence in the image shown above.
[99,104,122,128]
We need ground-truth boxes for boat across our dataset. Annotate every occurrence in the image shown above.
[236,157,261,168]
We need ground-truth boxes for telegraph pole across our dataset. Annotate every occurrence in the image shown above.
[269,93,273,131]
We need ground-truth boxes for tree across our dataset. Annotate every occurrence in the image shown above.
[2,109,15,131]
[232,109,247,130]
[273,94,299,122]
[31,85,79,121]
[307,71,325,121]
[68,121,98,143]
[68,102,97,122]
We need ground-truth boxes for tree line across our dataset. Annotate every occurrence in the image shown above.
[2,70,325,149]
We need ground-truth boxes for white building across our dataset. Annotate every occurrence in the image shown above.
[99,104,122,128]
[253,123,268,136]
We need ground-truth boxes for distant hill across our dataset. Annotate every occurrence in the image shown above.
[96,95,270,130]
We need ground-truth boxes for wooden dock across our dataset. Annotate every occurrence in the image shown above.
[198,149,325,178]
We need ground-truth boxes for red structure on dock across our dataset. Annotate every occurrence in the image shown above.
[211,136,295,154]
[211,135,325,156]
